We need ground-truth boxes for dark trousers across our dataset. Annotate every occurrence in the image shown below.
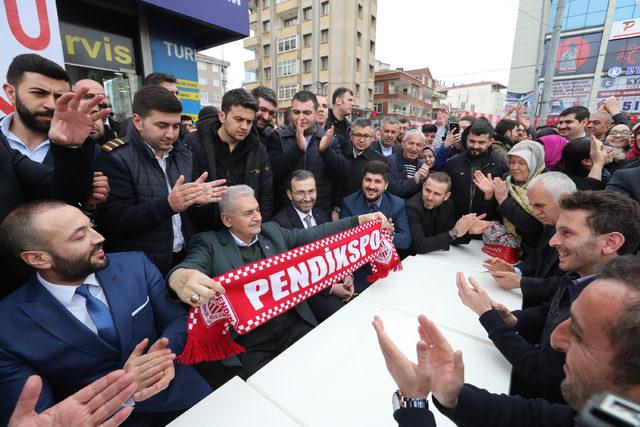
[307,292,345,322]
[236,311,313,377]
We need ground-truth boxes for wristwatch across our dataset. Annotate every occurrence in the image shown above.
[392,390,429,410]
[448,228,459,240]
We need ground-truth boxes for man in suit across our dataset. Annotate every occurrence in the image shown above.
[375,256,640,427]
[372,116,401,158]
[167,185,388,376]
[606,164,640,203]
[485,172,578,307]
[386,129,430,199]
[341,160,411,292]
[0,201,212,424]
[273,170,353,322]
[406,172,489,255]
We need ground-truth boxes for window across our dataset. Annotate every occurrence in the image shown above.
[374,82,384,94]
[278,83,299,100]
[322,1,329,15]
[213,92,222,102]
[245,69,258,83]
[358,4,363,19]
[370,40,375,53]
[321,29,329,43]
[277,59,299,77]
[277,35,298,53]
[356,58,361,69]
[283,16,299,27]
[197,61,206,71]
[303,84,312,91]
[357,32,362,46]
[212,64,221,73]
[368,88,373,101]
[212,79,220,87]
[264,67,272,80]
[549,0,608,31]
[304,7,312,20]
[371,15,376,27]
[355,83,360,95]
[369,65,374,75]
[321,56,329,70]
[303,33,312,47]
[303,59,312,73]
[263,0,270,7]
[199,75,207,85]
[200,92,209,104]
[264,44,271,56]
[374,102,383,113]
[389,81,397,94]
[263,20,270,32]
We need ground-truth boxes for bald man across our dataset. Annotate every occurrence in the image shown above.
[73,79,121,140]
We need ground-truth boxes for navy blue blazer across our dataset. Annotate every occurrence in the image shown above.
[340,191,411,250]
[0,252,211,423]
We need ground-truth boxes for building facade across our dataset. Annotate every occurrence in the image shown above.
[508,0,640,117]
[196,53,230,109]
[373,68,436,126]
[439,82,507,122]
[243,0,377,111]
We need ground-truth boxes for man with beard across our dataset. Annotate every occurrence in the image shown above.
[557,106,590,143]
[444,122,508,220]
[341,160,411,292]
[372,116,401,157]
[491,119,518,160]
[326,87,354,155]
[457,191,640,403]
[406,172,489,255]
[340,118,386,198]
[0,201,212,425]
[250,86,279,146]
[73,79,119,142]
[1,54,70,164]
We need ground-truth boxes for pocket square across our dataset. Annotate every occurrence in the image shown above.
[131,296,149,317]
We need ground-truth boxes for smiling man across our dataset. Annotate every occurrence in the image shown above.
[557,106,590,142]
[1,54,71,165]
[96,86,227,275]
[386,129,430,199]
[457,190,640,403]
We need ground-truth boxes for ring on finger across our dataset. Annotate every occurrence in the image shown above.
[190,293,201,304]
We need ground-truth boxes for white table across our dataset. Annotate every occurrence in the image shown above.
[168,376,299,427]
[417,239,489,272]
[247,297,513,427]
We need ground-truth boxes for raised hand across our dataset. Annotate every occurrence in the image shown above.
[473,171,494,199]
[491,301,518,327]
[319,126,335,152]
[168,175,204,213]
[456,272,493,316]
[373,316,431,398]
[49,86,111,147]
[515,103,530,129]
[191,172,227,206]
[9,371,136,427]
[443,131,460,148]
[603,96,621,116]
[492,177,508,205]
[414,163,430,184]
[295,118,307,151]
[418,315,464,409]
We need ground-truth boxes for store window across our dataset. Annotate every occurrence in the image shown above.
[548,0,608,31]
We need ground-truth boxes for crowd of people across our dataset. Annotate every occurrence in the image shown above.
[1,52,640,426]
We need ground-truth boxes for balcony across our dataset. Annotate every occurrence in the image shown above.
[244,58,260,70]
[276,0,299,16]
[243,36,259,52]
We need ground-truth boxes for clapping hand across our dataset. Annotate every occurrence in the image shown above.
[472,171,494,199]
[456,272,493,316]
[482,257,515,273]
[123,338,176,402]
[49,86,111,147]
[191,172,227,206]
[319,126,335,152]
[492,177,508,205]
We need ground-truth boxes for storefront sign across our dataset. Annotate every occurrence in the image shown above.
[597,72,640,113]
[148,12,200,118]
[141,0,249,36]
[603,36,640,71]
[0,0,64,114]
[542,32,602,77]
[610,18,640,40]
[504,91,533,114]
[539,79,593,115]
[59,23,135,72]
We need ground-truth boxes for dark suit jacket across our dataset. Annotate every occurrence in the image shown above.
[272,203,330,230]
[0,252,211,423]
[385,153,424,199]
[170,218,360,329]
[372,140,400,157]
[606,166,640,203]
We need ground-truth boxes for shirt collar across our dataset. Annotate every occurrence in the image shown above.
[37,273,100,306]
[143,140,173,160]
[1,113,50,150]
[229,230,259,247]
[293,205,313,221]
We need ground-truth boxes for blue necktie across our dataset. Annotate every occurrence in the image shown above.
[75,284,120,348]
[369,204,378,213]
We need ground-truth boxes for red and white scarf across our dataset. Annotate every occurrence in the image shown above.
[177,219,401,364]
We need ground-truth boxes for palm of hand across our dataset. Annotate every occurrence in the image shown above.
[49,110,93,145]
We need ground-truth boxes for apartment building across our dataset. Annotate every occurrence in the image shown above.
[243,0,377,111]
[373,67,437,125]
[196,53,230,109]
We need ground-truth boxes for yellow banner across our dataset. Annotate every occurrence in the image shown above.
[179,91,200,101]
[177,79,199,89]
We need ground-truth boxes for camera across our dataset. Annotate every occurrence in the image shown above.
[576,392,640,427]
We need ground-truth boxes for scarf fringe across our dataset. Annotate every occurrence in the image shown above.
[176,334,245,365]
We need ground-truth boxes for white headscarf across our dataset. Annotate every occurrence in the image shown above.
[506,140,546,181]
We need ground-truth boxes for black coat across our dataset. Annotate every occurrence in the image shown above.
[497,194,543,252]
[325,109,351,156]
[340,146,386,199]
[95,130,198,275]
[269,124,349,212]
[272,203,330,229]
[0,134,95,298]
[405,193,471,254]
[444,150,508,220]
[478,274,594,403]
[371,140,400,157]
[386,153,423,199]
[516,225,562,298]
[184,117,274,229]
[606,165,640,203]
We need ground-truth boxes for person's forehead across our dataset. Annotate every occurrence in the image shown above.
[611,124,629,132]
[76,80,105,95]
[404,134,422,144]
[425,179,447,192]
[234,195,259,210]
[316,96,328,105]
[292,177,315,189]
[20,72,70,91]
[292,100,314,111]
[382,123,398,130]
[364,172,384,181]
[228,105,256,118]
[556,209,589,229]
[573,279,628,334]
[258,97,276,110]
[160,82,178,91]
[508,154,527,163]
[37,205,87,238]
[468,133,491,141]
[527,182,552,200]
[559,114,577,122]
[146,110,182,124]
[352,125,372,135]
[459,120,471,126]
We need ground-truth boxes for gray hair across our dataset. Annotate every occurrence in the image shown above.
[219,185,255,215]
[289,170,315,190]
[527,172,577,201]
[402,128,425,144]
[381,116,399,128]
[591,111,613,124]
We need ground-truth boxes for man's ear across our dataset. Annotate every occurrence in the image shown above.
[220,213,232,228]
[2,83,16,104]
[20,251,53,271]
[444,191,451,201]
[132,114,143,131]
[601,231,626,256]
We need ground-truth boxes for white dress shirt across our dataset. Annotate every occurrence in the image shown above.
[38,273,107,335]
[294,206,316,228]
[230,231,259,247]
[0,113,50,163]
[144,142,185,252]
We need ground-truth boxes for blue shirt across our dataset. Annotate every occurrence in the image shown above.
[0,113,50,163]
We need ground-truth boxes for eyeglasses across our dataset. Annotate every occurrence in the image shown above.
[351,133,373,140]
[292,189,316,197]
[609,131,631,136]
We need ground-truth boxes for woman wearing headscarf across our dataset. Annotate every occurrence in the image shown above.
[492,140,546,252]
[535,134,567,169]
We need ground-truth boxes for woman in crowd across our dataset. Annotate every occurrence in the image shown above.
[625,122,640,160]
[419,146,435,169]
[535,134,567,170]
[554,137,609,191]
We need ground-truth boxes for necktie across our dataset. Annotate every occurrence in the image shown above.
[75,284,120,348]
[369,204,378,213]
[303,214,313,228]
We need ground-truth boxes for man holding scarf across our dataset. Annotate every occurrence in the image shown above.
[167,185,390,376]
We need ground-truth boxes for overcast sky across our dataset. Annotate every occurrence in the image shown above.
[202,0,521,89]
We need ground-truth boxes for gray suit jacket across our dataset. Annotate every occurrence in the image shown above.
[170,217,360,327]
